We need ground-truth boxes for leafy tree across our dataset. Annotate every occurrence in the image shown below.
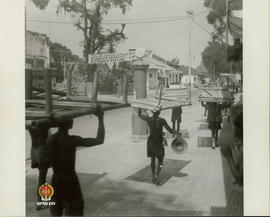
[111,61,133,102]
[50,42,79,82]
[167,58,180,70]
[201,41,230,79]
[31,0,50,9]
[30,0,133,101]
[203,0,226,42]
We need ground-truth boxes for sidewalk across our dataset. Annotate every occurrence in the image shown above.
[26,89,240,216]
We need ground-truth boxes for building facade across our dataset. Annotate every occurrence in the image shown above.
[144,52,182,89]
[25,30,56,88]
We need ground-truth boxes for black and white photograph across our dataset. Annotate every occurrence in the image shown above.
[24,0,244,216]
[1,0,269,216]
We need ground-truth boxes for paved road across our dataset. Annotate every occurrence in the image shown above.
[26,88,242,216]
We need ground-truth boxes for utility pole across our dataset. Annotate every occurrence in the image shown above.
[82,0,89,96]
[186,10,193,102]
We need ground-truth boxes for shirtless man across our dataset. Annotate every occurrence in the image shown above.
[201,102,223,149]
[138,108,176,185]
[27,125,51,210]
[48,105,105,216]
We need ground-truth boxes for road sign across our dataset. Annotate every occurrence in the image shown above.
[88,51,136,64]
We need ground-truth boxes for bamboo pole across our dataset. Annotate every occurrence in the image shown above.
[33,86,66,96]
[26,103,128,128]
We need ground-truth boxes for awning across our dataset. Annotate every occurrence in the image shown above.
[228,0,242,41]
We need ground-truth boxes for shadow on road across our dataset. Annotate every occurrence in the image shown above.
[26,171,205,216]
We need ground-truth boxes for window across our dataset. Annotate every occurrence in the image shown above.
[149,73,152,78]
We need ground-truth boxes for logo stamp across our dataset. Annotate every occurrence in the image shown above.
[37,183,56,206]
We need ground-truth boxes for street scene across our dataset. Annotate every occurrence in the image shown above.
[25,0,243,216]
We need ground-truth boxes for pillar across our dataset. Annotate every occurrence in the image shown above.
[131,60,149,137]
[25,69,33,100]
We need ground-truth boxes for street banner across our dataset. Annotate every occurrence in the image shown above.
[88,51,136,64]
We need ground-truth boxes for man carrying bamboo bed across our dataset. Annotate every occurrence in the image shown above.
[201,102,223,149]
[48,104,105,216]
[138,108,177,185]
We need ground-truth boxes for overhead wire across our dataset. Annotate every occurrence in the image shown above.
[26,10,207,25]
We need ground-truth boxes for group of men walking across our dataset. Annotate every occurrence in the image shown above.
[28,94,242,216]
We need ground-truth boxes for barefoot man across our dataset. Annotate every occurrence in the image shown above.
[48,105,105,216]
[138,108,176,185]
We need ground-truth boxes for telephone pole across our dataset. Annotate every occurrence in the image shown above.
[186,9,193,102]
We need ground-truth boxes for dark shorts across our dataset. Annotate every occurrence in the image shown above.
[208,121,221,131]
[147,137,164,161]
[50,173,84,216]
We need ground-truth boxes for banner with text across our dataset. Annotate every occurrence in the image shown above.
[88,51,137,64]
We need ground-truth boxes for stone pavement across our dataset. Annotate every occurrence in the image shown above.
[25,88,242,216]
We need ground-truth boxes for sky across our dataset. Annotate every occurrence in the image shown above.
[26,0,214,68]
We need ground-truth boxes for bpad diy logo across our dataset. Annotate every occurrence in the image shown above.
[37,183,56,206]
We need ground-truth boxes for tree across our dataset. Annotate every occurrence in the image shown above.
[201,41,230,80]
[31,0,50,9]
[203,0,242,83]
[203,0,226,42]
[50,42,79,82]
[167,58,180,70]
[111,61,132,102]
[30,0,133,101]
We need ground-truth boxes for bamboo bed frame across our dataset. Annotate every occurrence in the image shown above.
[198,87,234,103]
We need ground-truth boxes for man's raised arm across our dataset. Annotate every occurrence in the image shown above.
[76,104,105,147]
[138,108,149,122]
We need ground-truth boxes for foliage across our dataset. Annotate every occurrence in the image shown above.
[30,0,133,99]
[50,42,80,82]
[31,0,50,10]
[201,41,230,74]
[56,0,132,57]
[167,58,180,70]
[203,0,226,42]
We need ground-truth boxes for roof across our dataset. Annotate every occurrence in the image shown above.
[144,57,175,71]
[27,30,49,39]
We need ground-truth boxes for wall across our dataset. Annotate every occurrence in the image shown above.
[25,31,50,68]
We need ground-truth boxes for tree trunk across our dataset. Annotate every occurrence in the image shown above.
[117,78,122,98]
[122,73,128,104]
[82,0,90,96]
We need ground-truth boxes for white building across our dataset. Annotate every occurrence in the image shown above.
[25,30,56,88]
[143,53,182,89]
[25,30,50,69]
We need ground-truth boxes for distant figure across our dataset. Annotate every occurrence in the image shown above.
[28,125,51,210]
[204,103,208,117]
[201,102,223,149]
[138,108,176,185]
[48,105,105,216]
[171,106,182,133]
